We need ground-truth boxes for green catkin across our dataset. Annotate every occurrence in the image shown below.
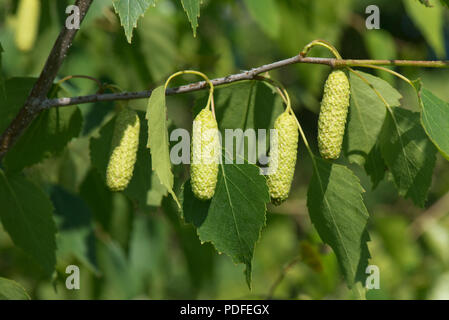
[267,111,299,205]
[190,108,220,200]
[15,0,40,52]
[317,70,351,160]
[106,108,140,192]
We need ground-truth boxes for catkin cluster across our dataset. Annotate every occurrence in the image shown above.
[15,0,40,52]
[267,111,299,205]
[106,108,140,192]
[317,70,350,160]
[190,108,220,200]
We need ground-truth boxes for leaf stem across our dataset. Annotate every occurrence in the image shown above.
[349,64,414,88]
[164,70,215,117]
[301,39,343,59]
[56,75,103,91]
[254,75,317,166]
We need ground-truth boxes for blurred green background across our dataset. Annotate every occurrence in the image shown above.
[1,0,449,300]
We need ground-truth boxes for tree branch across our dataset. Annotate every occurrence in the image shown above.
[1,16,449,161]
[42,56,449,109]
[0,0,93,160]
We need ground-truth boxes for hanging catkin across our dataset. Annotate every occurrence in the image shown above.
[190,108,220,200]
[106,108,140,191]
[317,70,350,160]
[267,111,299,205]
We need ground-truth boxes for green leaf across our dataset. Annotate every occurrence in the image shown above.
[243,0,280,38]
[0,170,57,276]
[419,88,449,160]
[1,78,82,172]
[146,86,179,206]
[379,108,437,207]
[307,157,371,287]
[181,0,201,37]
[180,161,269,289]
[112,0,157,43]
[345,71,402,165]
[403,0,445,57]
[0,78,35,135]
[441,0,449,8]
[4,108,82,173]
[364,142,386,189]
[50,186,98,274]
[90,111,166,211]
[0,278,30,300]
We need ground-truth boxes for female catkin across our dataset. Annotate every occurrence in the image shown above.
[267,111,299,205]
[15,0,41,52]
[191,108,220,200]
[106,108,140,192]
[317,70,350,160]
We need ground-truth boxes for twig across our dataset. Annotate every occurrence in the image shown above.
[0,0,93,160]
[57,75,104,91]
[41,56,449,110]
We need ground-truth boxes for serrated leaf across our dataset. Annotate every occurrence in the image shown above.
[181,0,201,37]
[50,186,98,274]
[0,170,57,276]
[345,71,402,165]
[1,78,82,172]
[379,108,437,207]
[404,0,445,57]
[0,278,30,300]
[419,88,449,160]
[90,111,166,211]
[146,86,179,207]
[112,0,157,43]
[180,161,269,289]
[307,157,371,287]
[243,0,280,38]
